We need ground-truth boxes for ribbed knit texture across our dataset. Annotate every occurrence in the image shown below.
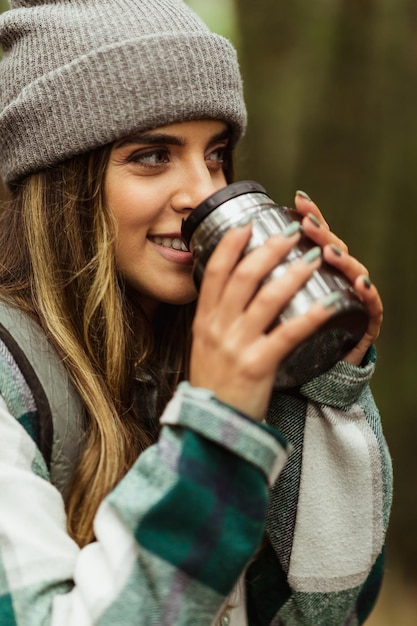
[0,0,247,185]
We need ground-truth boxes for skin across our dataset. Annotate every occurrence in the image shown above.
[105,119,383,421]
[105,119,230,316]
[295,193,383,367]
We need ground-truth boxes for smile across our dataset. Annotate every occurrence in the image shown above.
[148,235,188,252]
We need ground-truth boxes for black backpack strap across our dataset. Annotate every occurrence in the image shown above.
[0,321,54,467]
[0,300,84,496]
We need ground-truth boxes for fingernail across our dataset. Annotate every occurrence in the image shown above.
[363,275,372,289]
[296,190,312,201]
[321,291,342,308]
[307,212,321,228]
[302,246,322,264]
[330,243,343,256]
[281,221,302,237]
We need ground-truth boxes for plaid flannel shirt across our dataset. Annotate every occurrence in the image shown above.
[0,336,392,625]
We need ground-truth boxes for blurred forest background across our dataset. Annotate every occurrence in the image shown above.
[187,1,417,623]
[1,0,417,622]
[188,0,417,626]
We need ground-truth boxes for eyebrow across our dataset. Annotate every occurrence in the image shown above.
[114,127,232,149]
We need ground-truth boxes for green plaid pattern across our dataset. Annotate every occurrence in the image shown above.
[0,339,392,625]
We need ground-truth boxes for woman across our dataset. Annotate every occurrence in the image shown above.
[0,1,392,624]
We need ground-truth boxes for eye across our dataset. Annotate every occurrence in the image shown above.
[128,148,170,167]
[206,145,227,168]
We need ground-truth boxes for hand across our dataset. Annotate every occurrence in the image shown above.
[189,223,341,420]
[294,191,383,366]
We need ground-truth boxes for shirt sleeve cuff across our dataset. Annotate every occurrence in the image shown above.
[160,382,291,486]
[299,345,376,409]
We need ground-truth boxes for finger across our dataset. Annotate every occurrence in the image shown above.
[259,291,343,372]
[242,248,323,334]
[322,243,368,284]
[293,191,349,253]
[301,213,349,254]
[353,274,383,341]
[217,230,302,321]
[294,190,331,229]
[321,247,383,365]
[322,244,383,337]
[196,286,341,419]
[196,224,252,312]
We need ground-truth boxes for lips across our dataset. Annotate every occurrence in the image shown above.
[147,233,193,266]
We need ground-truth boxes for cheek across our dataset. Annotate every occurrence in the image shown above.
[107,183,161,233]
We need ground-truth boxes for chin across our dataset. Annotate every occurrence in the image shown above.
[165,278,198,305]
[164,290,198,306]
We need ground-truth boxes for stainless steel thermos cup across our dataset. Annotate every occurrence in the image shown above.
[181,180,369,389]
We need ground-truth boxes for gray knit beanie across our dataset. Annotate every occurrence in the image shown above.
[0,0,247,185]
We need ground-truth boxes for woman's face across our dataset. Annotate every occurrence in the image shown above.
[105,119,230,314]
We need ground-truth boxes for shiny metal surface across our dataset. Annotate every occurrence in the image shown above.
[182,182,369,389]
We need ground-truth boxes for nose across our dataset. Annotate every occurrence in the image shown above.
[170,164,226,215]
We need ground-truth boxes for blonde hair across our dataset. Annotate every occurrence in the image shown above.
[0,147,193,546]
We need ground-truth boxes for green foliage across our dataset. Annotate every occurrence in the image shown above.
[185,0,238,44]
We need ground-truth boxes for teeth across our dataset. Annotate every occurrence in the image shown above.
[171,238,184,250]
[150,236,188,252]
